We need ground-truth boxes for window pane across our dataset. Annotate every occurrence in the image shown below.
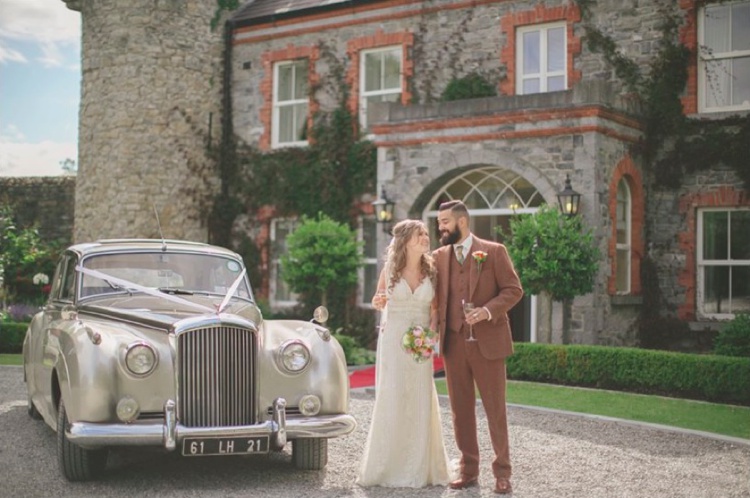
[732,2,750,51]
[277,64,293,101]
[278,106,294,143]
[293,60,308,99]
[547,27,565,72]
[294,103,308,141]
[523,78,540,94]
[732,266,750,312]
[703,211,728,259]
[362,218,377,258]
[730,210,750,259]
[705,5,730,53]
[547,76,565,91]
[705,59,732,108]
[383,49,401,90]
[364,263,378,303]
[703,265,730,314]
[732,56,750,106]
[616,248,629,293]
[523,31,540,74]
[364,52,382,92]
[275,262,292,301]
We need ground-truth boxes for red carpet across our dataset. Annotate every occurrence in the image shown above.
[349,356,444,389]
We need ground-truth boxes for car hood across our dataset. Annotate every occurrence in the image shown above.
[77,295,261,331]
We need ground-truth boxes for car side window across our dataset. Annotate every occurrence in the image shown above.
[59,256,78,302]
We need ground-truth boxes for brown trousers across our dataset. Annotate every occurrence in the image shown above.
[444,328,510,479]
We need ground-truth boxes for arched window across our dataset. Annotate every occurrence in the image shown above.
[615,179,632,294]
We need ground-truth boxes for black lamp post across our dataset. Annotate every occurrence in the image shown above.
[557,174,581,217]
[372,187,395,233]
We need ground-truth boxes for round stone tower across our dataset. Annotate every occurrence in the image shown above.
[63,0,223,243]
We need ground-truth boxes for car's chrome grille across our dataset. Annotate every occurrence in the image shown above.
[177,326,256,427]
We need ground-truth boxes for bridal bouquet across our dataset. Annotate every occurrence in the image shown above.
[401,325,438,363]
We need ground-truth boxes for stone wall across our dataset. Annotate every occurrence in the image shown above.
[0,176,75,245]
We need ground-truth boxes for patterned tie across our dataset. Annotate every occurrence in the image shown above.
[455,245,465,264]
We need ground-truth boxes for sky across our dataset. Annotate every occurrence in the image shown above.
[0,0,80,177]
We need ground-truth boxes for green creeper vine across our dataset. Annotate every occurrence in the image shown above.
[575,0,750,190]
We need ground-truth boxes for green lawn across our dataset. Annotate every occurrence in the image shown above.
[0,354,22,366]
[435,379,750,440]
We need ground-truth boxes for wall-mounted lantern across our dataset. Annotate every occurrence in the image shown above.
[557,174,581,217]
[371,187,395,233]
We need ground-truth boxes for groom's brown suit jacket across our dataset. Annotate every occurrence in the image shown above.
[434,236,523,358]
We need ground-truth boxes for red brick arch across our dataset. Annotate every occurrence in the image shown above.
[608,155,644,295]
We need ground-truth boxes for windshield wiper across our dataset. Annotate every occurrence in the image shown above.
[158,287,194,296]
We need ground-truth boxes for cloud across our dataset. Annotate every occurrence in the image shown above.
[0,0,80,68]
[0,126,75,176]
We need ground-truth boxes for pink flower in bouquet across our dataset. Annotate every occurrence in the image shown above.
[401,325,437,363]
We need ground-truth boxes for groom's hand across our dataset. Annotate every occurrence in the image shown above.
[466,306,489,325]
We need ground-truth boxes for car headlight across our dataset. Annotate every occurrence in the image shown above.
[124,342,157,376]
[277,340,310,374]
[298,394,321,416]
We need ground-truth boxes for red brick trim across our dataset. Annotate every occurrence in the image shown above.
[677,186,750,320]
[259,45,320,151]
[679,0,698,114]
[499,4,582,96]
[346,30,414,124]
[607,155,644,295]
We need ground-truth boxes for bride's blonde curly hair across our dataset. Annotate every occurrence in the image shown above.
[385,219,436,291]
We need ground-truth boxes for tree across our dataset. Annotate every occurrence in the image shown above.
[503,204,600,343]
[60,158,77,175]
[281,213,362,327]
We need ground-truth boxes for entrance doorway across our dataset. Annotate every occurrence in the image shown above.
[424,167,544,342]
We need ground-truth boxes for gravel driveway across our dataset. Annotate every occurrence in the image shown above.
[1,366,748,497]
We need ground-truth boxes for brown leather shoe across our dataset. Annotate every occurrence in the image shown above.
[494,477,512,494]
[449,476,478,490]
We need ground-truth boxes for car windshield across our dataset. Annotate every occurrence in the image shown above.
[79,251,253,301]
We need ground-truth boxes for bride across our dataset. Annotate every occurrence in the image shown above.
[357,219,452,488]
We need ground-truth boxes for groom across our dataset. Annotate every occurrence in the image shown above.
[434,200,523,495]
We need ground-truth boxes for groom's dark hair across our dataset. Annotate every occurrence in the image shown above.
[438,200,469,219]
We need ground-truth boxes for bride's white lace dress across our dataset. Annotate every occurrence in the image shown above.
[357,277,452,488]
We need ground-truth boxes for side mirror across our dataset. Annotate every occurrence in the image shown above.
[312,306,328,325]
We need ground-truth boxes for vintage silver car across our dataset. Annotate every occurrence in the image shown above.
[23,239,355,481]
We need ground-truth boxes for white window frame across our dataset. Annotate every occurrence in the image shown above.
[359,46,403,129]
[270,218,299,308]
[697,0,750,113]
[272,60,309,148]
[696,207,750,319]
[615,179,632,294]
[516,22,567,95]
[358,216,379,307]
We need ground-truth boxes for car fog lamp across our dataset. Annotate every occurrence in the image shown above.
[116,396,140,423]
[278,341,310,373]
[125,343,157,376]
[298,395,321,416]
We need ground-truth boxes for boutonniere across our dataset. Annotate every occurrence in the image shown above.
[472,250,488,272]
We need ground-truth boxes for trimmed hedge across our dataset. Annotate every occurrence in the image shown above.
[508,343,750,406]
[0,321,28,354]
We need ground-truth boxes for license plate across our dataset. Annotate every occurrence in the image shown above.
[182,436,270,456]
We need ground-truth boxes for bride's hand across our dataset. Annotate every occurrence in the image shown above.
[372,291,387,310]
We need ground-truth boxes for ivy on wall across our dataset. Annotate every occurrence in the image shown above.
[576,0,750,190]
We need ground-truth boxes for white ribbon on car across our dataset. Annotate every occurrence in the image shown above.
[217,267,247,314]
[76,266,217,314]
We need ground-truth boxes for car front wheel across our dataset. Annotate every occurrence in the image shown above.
[292,438,328,470]
[57,399,108,481]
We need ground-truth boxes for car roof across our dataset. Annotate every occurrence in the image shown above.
[67,239,241,259]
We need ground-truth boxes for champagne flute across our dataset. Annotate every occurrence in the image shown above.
[462,300,478,342]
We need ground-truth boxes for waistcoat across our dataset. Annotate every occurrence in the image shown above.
[447,251,471,334]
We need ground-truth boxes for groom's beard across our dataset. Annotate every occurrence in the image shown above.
[440,226,461,246]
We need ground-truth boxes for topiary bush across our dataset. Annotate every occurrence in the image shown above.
[713,313,750,358]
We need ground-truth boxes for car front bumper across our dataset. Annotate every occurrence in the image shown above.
[66,398,356,451]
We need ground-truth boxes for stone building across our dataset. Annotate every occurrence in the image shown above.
[66,0,750,345]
